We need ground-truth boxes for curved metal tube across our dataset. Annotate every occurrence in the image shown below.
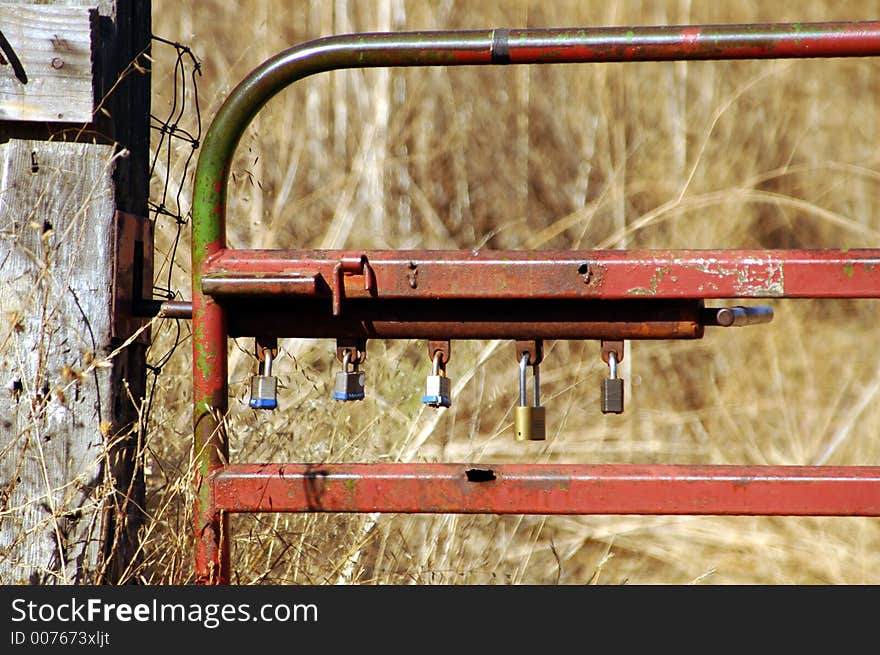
[190,21,880,583]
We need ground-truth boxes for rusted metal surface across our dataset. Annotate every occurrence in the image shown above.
[515,340,544,366]
[224,298,705,340]
[210,463,880,516]
[428,339,451,366]
[202,249,880,300]
[190,22,880,583]
[255,336,278,363]
[499,23,880,62]
[112,211,153,345]
[336,338,367,365]
[157,300,194,319]
[600,340,625,365]
[201,272,319,298]
[332,255,376,316]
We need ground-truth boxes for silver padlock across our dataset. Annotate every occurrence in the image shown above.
[514,352,546,441]
[249,347,278,410]
[422,352,451,408]
[601,350,624,414]
[334,350,366,401]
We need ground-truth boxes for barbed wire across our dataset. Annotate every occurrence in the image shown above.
[141,35,202,440]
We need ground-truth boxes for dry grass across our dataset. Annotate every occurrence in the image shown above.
[140,0,880,584]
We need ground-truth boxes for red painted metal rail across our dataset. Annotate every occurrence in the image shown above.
[203,249,880,301]
[212,464,880,517]
[190,21,880,584]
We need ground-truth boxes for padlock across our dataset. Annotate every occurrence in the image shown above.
[249,347,278,410]
[514,352,546,441]
[334,350,366,401]
[601,350,624,414]
[422,351,451,408]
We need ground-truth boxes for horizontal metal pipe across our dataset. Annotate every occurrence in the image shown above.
[128,298,773,334]
[501,22,880,62]
[203,249,880,300]
[133,299,193,320]
[202,273,319,298]
[211,463,880,516]
[223,298,704,340]
[702,305,774,327]
[158,300,194,319]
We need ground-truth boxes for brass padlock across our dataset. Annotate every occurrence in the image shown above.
[334,350,366,401]
[601,350,624,414]
[249,346,278,410]
[423,351,451,408]
[514,352,546,441]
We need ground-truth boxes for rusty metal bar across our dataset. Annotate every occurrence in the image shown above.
[202,249,880,300]
[191,22,880,584]
[127,297,773,336]
[222,298,705,340]
[211,463,880,516]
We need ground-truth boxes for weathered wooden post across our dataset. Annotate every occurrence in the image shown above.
[0,1,151,584]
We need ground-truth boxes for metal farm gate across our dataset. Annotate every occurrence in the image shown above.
[181,21,880,584]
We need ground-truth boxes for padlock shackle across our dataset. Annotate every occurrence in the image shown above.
[190,21,880,583]
[533,361,541,408]
[518,350,541,408]
[518,352,530,407]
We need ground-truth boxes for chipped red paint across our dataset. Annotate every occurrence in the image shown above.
[211,463,880,516]
[681,27,701,44]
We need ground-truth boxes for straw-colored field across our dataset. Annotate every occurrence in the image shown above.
[144,1,880,584]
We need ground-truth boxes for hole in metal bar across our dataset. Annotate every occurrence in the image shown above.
[465,468,496,482]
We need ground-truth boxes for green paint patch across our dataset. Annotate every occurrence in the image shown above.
[195,335,214,381]
[344,478,358,496]
[627,266,669,296]
[843,263,855,278]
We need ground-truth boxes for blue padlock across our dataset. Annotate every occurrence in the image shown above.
[249,348,278,410]
[422,352,451,408]
[334,350,365,401]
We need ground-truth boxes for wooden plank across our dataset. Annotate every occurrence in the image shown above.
[0,138,117,583]
[0,3,96,122]
[0,0,152,585]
